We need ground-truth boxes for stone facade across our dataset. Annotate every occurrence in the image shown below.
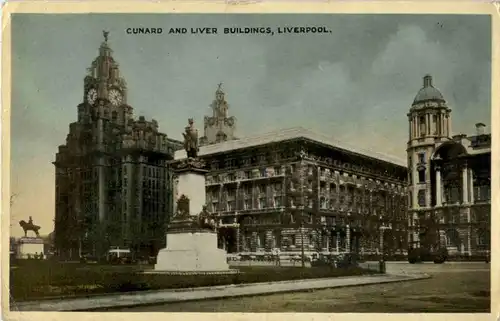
[406,75,491,258]
[53,33,182,260]
[174,127,408,256]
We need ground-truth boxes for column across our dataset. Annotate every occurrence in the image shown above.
[416,116,420,137]
[469,169,475,203]
[236,181,241,212]
[336,233,340,253]
[462,164,469,204]
[236,227,241,253]
[409,118,412,139]
[467,210,472,256]
[413,116,417,139]
[427,114,431,135]
[441,114,445,136]
[446,116,451,137]
[346,224,351,252]
[435,166,442,206]
[379,228,384,255]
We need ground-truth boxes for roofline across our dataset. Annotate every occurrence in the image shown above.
[175,127,407,168]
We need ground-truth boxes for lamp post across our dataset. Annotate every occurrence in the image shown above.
[379,215,392,261]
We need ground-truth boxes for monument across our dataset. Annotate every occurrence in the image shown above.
[17,216,44,259]
[154,119,232,273]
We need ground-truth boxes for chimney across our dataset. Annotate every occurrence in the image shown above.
[423,74,433,87]
[475,122,486,135]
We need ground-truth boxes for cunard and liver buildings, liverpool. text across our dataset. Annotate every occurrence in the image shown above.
[53,34,490,260]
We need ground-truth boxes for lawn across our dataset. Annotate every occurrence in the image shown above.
[9,260,377,302]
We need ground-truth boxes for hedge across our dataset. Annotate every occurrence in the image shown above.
[10,261,377,302]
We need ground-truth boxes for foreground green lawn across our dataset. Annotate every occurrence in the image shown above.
[9,261,377,302]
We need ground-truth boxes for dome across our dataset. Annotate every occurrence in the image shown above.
[412,75,445,105]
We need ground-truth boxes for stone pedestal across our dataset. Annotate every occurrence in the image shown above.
[154,158,231,273]
[155,231,229,271]
[17,237,44,259]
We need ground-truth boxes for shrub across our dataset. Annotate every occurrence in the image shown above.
[9,261,375,302]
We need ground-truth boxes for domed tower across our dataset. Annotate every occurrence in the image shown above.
[407,75,452,247]
[199,83,238,145]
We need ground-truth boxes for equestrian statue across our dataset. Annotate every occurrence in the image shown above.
[19,216,41,238]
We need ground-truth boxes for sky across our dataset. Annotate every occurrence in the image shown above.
[9,14,491,237]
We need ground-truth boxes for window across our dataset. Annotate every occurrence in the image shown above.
[418,153,425,164]
[419,116,426,137]
[417,190,426,207]
[258,233,266,248]
[446,233,452,246]
[274,197,282,207]
[432,115,438,135]
[320,197,327,209]
[478,231,489,246]
[418,169,426,183]
[258,198,266,209]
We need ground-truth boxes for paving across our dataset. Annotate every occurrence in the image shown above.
[12,272,430,312]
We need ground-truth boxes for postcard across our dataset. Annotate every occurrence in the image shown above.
[2,1,498,321]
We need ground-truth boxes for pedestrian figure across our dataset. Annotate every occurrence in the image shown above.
[272,248,281,266]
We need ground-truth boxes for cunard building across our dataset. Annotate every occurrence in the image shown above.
[53,32,182,260]
[174,85,409,257]
[407,75,491,258]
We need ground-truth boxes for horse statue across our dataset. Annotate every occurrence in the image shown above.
[19,216,41,237]
[198,205,217,231]
[182,118,199,159]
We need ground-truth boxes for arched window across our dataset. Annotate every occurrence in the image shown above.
[111,111,118,122]
[419,116,426,137]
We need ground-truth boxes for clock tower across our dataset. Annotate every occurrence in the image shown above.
[79,30,131,126]
[54,31,183,260]
[199,83,238,145]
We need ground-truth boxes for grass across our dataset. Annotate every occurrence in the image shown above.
[9,260,377,302]
[108,265,490,312]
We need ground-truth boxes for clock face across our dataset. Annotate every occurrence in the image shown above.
[87,88,97,105]
[109,89,123,106]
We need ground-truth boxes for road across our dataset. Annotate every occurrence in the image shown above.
[105,262,490,313]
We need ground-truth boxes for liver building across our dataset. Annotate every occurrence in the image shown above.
[407,75,490,258]
[53,32,182,260]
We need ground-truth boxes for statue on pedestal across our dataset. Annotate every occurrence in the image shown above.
[198,205,218,232]
[169,196,218,232]
[174,195,192,220]
[176,118,206,170]
[182,118,199,159]
[19,216,41,238]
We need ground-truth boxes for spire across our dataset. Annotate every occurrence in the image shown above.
[216,82,224,101]
[103,30,109,43]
